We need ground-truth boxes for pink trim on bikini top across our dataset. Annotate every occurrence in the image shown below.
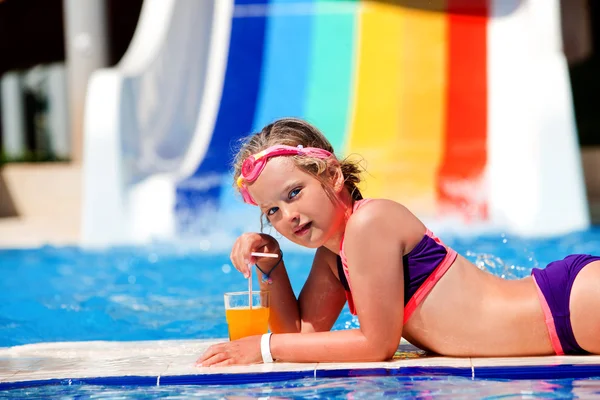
[531,274,565,355]
[339,199,457,324]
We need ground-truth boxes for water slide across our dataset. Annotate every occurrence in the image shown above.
[82,0,589,245]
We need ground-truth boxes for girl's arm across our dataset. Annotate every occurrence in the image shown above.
[258,246,348,334]
[272,200,407,361]
[228,232,347,335]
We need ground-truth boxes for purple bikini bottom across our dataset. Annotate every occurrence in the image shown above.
[531,254,600,355]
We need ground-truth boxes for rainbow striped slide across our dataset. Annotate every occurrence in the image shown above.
[82,0,588,244]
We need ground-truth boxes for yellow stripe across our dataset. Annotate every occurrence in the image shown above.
[346,2,404,200]
[397,3,447,213]
[347,1,447,214]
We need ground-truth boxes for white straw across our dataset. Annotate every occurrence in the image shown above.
[250,252,279,258]
[248,263,252,310]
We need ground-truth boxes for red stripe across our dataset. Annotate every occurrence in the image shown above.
[437,0,489,221]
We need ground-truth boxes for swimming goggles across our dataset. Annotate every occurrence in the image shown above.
[236,144,333,205]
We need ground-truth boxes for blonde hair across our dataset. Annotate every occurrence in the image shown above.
[232,118,364,204]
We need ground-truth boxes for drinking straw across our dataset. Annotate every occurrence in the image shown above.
[248,262,252,310]
[248,252,277,309]
[251,252,279,258]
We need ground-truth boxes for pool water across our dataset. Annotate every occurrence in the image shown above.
[2,227,600,396]
[5,376,600,399]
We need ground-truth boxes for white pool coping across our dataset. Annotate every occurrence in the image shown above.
[1,339,600,388]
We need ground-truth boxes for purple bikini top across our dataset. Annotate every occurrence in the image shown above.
[337,199,457,323]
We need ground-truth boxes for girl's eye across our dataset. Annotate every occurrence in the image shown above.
[267,207,279,216]
[289,187,301,199]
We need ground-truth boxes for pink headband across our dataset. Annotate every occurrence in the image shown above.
[236,144,333,205]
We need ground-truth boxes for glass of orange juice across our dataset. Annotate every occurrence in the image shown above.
[224,291,270,341]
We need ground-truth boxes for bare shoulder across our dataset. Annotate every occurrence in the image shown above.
[346,199,424,232]
[345,199,426,254]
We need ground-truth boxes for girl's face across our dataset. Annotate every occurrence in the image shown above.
[247,157,348,251]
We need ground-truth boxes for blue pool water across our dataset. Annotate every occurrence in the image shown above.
[2,227,600,396]
[4,376,600,399]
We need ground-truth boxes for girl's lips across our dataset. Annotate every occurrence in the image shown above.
[294,222,312,236]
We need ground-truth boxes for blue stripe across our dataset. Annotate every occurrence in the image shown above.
[175,0,268,227]
[191,0,269,174]
[252,0,315,130]
[315,366,473,379]
[3,364,600,390]
[472,364,600,380]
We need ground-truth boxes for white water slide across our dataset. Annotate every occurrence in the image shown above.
[82,0,589,245]
[82,0,233,244]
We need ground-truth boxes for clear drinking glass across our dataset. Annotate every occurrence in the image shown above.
[223,291,270,341]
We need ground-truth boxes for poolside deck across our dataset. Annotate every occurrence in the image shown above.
[1,339,600,389]
[0,163,81,248]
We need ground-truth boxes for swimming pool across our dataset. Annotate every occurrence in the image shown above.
[2,228,600,396]
[3,376,600,399]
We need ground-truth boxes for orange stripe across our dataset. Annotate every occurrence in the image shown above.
[347,2,449,215]
[396,3,447,215]
[437,0,489,220]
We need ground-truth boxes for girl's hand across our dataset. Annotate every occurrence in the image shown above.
[230,233,280,278]
[196,335,263,367]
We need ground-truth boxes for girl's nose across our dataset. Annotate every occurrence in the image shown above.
[283,207,300,224]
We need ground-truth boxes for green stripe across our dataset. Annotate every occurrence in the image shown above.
[304,1,359,155]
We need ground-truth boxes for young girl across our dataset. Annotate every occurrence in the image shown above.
[198,118,600,367]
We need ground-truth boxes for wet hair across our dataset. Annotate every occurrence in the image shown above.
[232,117,364,207]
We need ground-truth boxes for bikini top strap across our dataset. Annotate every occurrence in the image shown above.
[337,256,351,291]
[339,198,374,266]
[425,229,450,249]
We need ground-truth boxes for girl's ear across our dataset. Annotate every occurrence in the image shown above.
[329,162,345,193]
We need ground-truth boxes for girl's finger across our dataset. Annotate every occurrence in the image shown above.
[239,251,250,278]
[229,246,236,268]
[198,343,224,363]
[231,242,247,276]
[197,350,228,367]
[247,236,268,265]
[210,358,234,367]
[242,241,260,277]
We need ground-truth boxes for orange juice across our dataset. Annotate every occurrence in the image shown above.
[225,306,270,341]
